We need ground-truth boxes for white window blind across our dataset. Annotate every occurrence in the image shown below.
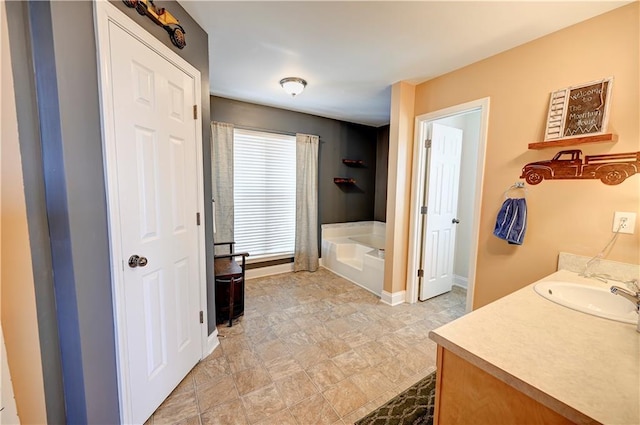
[233,129,296,260]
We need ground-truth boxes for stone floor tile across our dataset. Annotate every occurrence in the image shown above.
[273,371,318,407]
[264,355,303,380]
[200,399,248,425]
[317,337,351,358]
[331,350,369,378]
[254,339,290,364]
[240,384,287,424]
[350,367,394,401]
[197,375,239,414]
[292,345,330,370]
[376,357,415,385]
[289,393,339,425]
[193,356,232,387]
[227,349,261,374]
[254,408,297,425]
[152,390,199,425]
[352,340,393,367]
[150,270,466,424]
[306,360,346,391]
[233,366,273,396]
[322,378,368,417]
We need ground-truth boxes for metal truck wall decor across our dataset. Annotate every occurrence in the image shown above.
[521,150,640,185]
[123,0,186,49]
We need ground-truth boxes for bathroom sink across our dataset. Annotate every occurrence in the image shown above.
[533,281,638,324]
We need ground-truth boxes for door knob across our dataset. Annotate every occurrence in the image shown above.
[128,255,148,268]
[452,218,460,224]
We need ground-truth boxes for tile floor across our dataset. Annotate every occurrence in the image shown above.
[147,268,467,425]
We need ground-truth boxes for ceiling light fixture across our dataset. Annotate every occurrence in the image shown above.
[279,77,307,97]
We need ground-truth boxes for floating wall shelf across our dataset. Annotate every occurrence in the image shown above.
[342,159,365,167]
[528,133,617,150]
[334,178,356,185]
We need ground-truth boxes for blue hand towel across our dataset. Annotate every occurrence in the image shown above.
[493,198,527,245]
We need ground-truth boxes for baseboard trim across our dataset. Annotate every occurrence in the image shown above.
[205,329,219,359]
[453,274,469,289]
[246,262,294,280]
[381,290,406,306]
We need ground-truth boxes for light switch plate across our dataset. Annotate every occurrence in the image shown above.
[612,211,636,234]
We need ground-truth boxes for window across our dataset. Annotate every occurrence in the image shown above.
[233,129,296,261]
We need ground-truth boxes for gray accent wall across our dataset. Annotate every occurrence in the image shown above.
[7,0,211,422]
[5,2,65,423]
[211,96,381,253]
[375,125,389,222]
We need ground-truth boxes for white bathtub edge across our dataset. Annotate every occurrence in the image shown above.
[320,265,381,298]
[381,290,406,306]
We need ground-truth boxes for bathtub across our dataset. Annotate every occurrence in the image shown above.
[321,221,385,296]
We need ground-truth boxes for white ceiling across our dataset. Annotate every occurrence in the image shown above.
[179,1,630,127]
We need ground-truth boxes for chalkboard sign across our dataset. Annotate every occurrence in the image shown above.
[544,77,613,141]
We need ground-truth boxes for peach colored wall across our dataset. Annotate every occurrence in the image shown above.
[1,1,48,421]
[414,3,639,308]
[384,82,416,298]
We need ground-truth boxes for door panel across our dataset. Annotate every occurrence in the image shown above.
[169,137,187,231]
[420,123,463,300]
[142,270,166,376]
[108,21,201,424]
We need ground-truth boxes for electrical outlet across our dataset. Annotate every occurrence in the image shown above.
[612,211,636,234]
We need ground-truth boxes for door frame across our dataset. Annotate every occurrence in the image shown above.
[406,98,490,311]
[93,2,207,423]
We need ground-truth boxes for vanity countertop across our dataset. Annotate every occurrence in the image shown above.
[429,269,640,425]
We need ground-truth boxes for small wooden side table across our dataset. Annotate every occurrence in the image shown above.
[214,251,248,327]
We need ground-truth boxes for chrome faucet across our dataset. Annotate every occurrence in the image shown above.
[610,285,640,333]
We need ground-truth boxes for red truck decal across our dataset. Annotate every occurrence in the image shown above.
[520,150,640,185]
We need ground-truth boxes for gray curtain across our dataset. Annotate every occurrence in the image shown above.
[211,122,234,254]
[294,133,320,272]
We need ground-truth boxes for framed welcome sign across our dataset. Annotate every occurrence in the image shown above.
[544,77,613,141]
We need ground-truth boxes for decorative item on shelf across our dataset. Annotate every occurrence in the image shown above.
[123,0,186,49]
[334,178,356,185]
[528,133,617,150]
[543,77,613,142]
[342,159,365,167]
[520,149,640,186]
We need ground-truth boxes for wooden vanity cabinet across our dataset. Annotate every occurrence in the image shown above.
[434,346,577,425]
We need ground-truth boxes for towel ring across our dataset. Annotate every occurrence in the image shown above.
[504,182,527,199]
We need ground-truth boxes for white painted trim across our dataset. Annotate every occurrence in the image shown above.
[405,97,490,314]
[453,274,469,289]
[246,262,294,280]
[381,290,406,306]
[93,2,208,423]
[206,329,220,358]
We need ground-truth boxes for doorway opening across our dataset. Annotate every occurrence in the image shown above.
[406,98,489,312]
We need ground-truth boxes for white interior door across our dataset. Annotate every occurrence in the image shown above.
[108,21,201,424]
[419,123,463,300]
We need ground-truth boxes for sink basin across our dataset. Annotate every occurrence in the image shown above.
[533,281,638,324]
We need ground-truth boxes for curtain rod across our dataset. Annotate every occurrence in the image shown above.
[234,124,297,137]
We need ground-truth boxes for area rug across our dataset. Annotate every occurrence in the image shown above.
[355,371,436,425]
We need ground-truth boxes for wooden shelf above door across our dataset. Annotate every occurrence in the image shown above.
[528,133,617,150]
